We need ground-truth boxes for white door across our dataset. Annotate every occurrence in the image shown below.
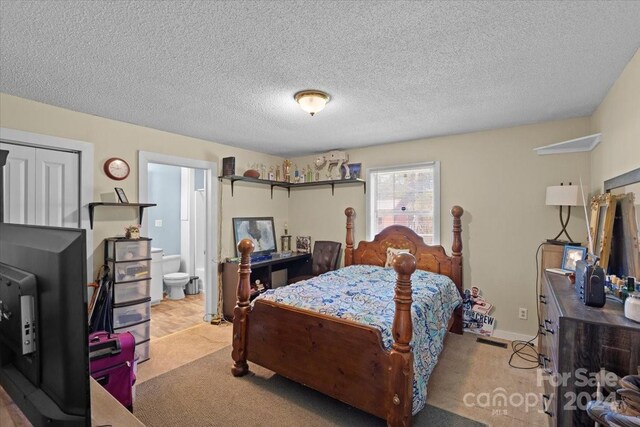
[1,142,80,227]
[1,143,36,224]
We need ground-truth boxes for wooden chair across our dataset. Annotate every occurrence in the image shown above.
[288,240,342,284]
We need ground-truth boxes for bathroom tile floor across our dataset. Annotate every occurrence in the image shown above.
[150,293,206,340]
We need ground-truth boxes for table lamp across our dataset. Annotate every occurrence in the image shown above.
[546,183,583,245]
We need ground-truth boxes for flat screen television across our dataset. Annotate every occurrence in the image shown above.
[232,217,277,257]
[0,222,90,426]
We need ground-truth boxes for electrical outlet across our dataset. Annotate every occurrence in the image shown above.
[154,219,163,227]
[518,308,528,320]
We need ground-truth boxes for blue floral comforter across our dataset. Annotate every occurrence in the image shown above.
[256,264,462,414]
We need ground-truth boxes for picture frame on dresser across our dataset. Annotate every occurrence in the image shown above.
[589,193,616,270]
[114,187,128,203]
[561,245,586,272]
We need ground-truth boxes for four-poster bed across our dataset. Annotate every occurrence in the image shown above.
[231,206,464,426]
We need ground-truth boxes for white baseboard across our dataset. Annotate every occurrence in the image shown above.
[491,329,537,343]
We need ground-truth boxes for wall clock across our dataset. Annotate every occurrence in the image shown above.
[104,157,130,181]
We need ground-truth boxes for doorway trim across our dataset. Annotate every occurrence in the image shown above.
[0,127,94,275]
[138,151,219,321]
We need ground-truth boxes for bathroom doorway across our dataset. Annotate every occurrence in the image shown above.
[138,151,218,339]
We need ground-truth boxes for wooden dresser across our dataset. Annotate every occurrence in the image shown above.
[538,272,640,426]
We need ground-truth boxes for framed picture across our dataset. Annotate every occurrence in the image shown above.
[232,217,277,257]
[114,187,128,203]
[589,193,616,270]
[348,163,362,180]
[296,236,311,253]
[561,246,587,272]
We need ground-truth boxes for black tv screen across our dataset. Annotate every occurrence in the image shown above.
[0,223,90,426]
[232,217,277,257]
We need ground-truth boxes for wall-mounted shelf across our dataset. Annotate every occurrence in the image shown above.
[534,133,602,155]
[88,202,157,229]
[219,175,366,198]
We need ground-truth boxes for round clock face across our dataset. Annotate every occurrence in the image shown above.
[104,157,130,180]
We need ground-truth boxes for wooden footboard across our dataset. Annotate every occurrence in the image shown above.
[232,239,417,426]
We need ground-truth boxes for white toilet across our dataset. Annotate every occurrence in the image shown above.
[163,254,190,300]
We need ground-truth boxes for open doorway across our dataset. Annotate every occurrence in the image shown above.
[138,151,218,339]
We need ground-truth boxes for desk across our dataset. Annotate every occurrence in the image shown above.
[222,252,311,319]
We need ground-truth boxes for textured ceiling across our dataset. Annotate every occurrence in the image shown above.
[1,1,639,156]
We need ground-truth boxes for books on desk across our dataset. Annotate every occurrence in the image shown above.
[271,251,293,259]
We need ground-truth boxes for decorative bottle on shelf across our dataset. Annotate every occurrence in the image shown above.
[307,165,313,183]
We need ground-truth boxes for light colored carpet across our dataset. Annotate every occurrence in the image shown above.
[134,346,485,427]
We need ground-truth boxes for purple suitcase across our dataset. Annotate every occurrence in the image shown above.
[89,331,136,410]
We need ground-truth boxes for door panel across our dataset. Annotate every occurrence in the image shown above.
[0,142,36,224]
[0,142,79,228]
[35,149,79,227]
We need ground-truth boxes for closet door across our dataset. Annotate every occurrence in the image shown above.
[1,142,79,227]
[0,142,36,224]
[34,148,79,228]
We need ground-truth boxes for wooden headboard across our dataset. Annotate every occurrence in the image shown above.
[344,206,464,333]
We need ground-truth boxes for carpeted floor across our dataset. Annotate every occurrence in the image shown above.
[134,346,485,427]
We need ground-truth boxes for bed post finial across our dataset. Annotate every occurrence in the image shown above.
[232,238,254,376]
[450,205,464,334]
[344,207,355,266]
[451,206,463,256]
[387,252,415,426]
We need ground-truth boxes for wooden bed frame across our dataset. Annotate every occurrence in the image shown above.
[231,206,464,426]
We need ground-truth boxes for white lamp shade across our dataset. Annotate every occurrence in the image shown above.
[545,185,583,206]
[297,94,328,115]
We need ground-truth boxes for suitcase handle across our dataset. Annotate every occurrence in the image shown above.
[90,331,113,342]
[89,331,122,360]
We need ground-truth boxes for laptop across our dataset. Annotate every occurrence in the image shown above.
[545,245,587,276]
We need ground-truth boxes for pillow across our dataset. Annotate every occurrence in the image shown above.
[385,247,411,268]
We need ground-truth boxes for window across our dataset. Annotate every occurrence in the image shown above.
[367,162,440,244]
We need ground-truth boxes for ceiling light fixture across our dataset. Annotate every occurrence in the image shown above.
[294,90,330,116]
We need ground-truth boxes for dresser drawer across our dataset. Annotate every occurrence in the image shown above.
[109,259,151,283]
[136,339,150,363]
[106,238,151,261]
[113,300,151,328]
[542,391,557,427]
[114,319,150,344]
[113,279,151,305]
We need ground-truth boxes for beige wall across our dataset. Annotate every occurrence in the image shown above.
[291,117,592,336]
[0,93,288,275]
[590,48,640,192]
